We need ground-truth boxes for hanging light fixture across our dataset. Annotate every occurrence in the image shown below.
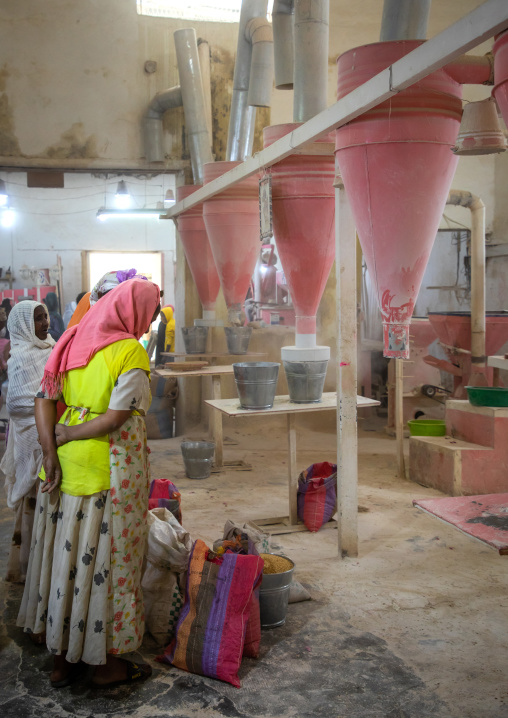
[114,180,131,209]
[0,179,8,207]
[164,189,175,207]
[452,97,507,155]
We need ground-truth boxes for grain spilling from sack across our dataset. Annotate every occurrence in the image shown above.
[260,554,293,574]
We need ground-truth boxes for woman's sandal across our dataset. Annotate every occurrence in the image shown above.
[50,661,87,689]
[91,661,152,689]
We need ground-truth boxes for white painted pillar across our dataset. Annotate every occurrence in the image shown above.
[335,184,359,558]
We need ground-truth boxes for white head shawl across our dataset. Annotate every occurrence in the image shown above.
[1,301,55,511]
[6,300,55,417]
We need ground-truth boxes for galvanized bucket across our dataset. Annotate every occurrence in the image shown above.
[233,362,280,409]
[180,440,215,479]
[259,556,295,628]
[283,359,328,403]
[224,326,253,355]
[181,326,208,354]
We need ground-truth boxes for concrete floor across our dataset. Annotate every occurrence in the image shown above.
[1,412,507,718]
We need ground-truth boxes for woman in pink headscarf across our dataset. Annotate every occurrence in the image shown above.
[18,279,160,688]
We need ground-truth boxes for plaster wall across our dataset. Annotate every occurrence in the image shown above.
[0,171,177,306]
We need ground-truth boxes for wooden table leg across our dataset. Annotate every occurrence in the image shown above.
[287,413,298,525]
[493,367,500,387]
[212,375,223,469]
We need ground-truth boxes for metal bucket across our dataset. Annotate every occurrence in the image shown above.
[283,359,328,403]
[180,440,215,479]
[233,362,280,410]
[181,326,209,354]
[259,556,295,628]
[224,326,253,355]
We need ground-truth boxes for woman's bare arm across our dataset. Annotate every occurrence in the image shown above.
[35,398,62,494]
[55,408,133,446]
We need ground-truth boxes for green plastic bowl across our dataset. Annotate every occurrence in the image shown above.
[407,419,446,437]
[466,386,508,407]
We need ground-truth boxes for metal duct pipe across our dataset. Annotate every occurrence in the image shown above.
[226,0,269,162]
[246,17,274,107]
[293,0,329,123]
[197,39,213,154]
[272,0,294,89]
[380,0,431,41]
[174,28,214,184]
[446,190,486,372]
[143,86,183,163]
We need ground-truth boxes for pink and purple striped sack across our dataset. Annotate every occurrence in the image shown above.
[297,461,337,532]
[157,539,264,687]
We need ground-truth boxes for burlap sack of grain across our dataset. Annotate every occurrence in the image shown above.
[142,508,193,644]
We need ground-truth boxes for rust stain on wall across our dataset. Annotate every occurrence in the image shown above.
[211,46,234,161]
[43,123,98,159]
[0,65,22,156]
[253,107,270,154]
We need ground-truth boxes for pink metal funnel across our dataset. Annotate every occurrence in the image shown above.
[335,41,464,359]
[202,161,260,324]
[427,312,508,397]
[429,312,508,357]
[176,185,221,324]
[263,123,336,349]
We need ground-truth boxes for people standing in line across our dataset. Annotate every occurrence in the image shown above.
[155,305,175,366]
[17,278,160,688]
[0,301,55,588]
[44,292,65,342]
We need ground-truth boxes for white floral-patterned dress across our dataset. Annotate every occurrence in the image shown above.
[17,338,152,665]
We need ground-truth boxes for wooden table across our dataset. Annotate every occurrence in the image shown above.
[155,366,235,468]
[205,392,380,534]
[161,351,267,366]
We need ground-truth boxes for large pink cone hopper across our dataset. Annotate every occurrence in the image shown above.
[203,161,260,323]
[428,312,508,397]
[493,30,508,129]
[176,185,221,320]
[263,123,335,346]
[335,41,463,359]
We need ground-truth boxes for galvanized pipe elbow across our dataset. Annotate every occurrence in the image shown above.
[143,86,183,162]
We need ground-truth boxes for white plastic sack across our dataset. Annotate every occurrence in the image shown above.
[146,507,193,574]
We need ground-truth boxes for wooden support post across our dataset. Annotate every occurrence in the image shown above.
[336,185,358,558]
[212,375,223,468]
[287,413,298,525]
[395,358,406,479]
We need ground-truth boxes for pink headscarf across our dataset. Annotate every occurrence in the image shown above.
[42,278,160,395]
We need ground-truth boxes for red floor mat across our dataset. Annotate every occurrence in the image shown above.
[413,493,508,555]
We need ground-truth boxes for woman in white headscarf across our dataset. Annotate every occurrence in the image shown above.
[0,301,54,585]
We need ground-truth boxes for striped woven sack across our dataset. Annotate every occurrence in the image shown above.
[297,462,337,532]
[157,539,264,687]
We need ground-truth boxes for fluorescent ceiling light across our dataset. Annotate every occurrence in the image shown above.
[97,208,163,221]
